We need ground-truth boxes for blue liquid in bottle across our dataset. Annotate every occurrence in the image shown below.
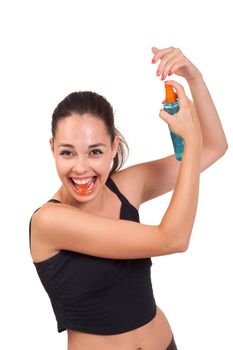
[163,100,184,161]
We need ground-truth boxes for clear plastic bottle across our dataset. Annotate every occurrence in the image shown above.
[163,84,184,161]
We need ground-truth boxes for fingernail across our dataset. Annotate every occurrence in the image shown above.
[151,58,156,64]
[161,74,165,81]
[156,71,160,76]
[168,70,172,76]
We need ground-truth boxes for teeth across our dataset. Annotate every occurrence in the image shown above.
[72,176,97,195]
[72,177,95,185]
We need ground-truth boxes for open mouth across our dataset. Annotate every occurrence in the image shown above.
[71,176,98,196]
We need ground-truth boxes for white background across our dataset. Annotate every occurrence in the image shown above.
[1,0,232,349]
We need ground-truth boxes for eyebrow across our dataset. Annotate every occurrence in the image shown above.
[58,143,107,149]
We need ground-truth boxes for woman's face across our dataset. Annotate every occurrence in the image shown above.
[50,113,119,205]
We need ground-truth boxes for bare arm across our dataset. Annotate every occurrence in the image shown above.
[157,81,202,251]
[153,46,228,164]
[115,47,228,205]
[32,83,202,259]
[188,75,228,167]
[158,140,201,251]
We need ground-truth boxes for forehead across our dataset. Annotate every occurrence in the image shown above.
[55,114,110,143]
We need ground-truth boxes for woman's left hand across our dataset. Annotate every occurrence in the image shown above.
[151,47,202,82]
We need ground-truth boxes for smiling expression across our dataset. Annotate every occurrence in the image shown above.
[50,113,119,207]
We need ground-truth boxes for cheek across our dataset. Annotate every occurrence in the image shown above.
[55,158,73,175]
[91,156,112,171]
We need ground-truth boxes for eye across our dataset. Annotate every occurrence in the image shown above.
[90,149,103,156]
[60,150,75,157]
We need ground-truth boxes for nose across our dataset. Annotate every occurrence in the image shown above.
[72,156,90,174]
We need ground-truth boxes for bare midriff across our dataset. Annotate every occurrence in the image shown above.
[67,307,173,350]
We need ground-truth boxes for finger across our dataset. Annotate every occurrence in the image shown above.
[152,47,174,65]
[160,56,184,80]
[164,80,188,107]
[151,47,159,63]
[157,52,181,80]
[151,47,159,54]
[159,109,175,127]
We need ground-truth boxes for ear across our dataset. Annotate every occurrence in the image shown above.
[111,135,120,159]
[49,138,55,154]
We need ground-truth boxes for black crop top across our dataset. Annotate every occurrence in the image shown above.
[29,177,156,335]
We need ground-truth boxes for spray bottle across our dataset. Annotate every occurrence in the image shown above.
[163,83,184,161]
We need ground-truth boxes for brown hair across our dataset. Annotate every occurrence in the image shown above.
[51,91,129,175]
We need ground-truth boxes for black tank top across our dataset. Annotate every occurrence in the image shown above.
[29,177,156,334]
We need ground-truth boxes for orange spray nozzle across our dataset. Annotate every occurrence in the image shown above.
[165,84,177,103]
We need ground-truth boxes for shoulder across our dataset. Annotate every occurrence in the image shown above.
[30,200,75,245]
[30,200,95,262]
[30,201,65,262]
[31,200,71,229]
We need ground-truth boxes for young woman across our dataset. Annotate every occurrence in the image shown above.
[29,47,227,350]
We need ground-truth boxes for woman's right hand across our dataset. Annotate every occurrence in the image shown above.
[159,80,203,148]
